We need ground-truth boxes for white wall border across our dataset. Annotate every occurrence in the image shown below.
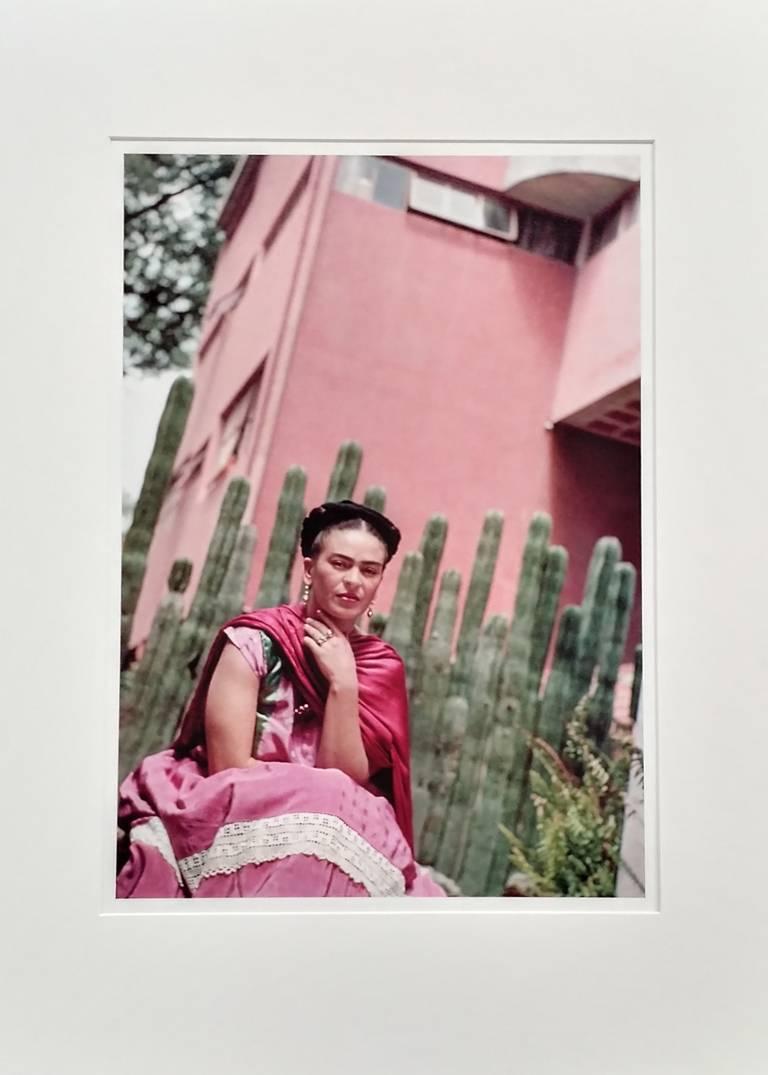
[3,3,767,1072]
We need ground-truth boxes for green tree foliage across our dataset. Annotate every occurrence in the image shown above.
[501,702,643,897]
[124,154,237,374]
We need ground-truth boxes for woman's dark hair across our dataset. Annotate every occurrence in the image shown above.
[300,500,401,561]
[310,518,391,562]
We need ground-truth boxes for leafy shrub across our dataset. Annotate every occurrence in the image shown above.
[501,701,643,897]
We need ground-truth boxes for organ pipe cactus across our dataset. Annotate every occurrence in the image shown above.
[572,537,622,706]
[188,478,250,624]
[119,558,193,779]
[325,441,362,501]
[590,563,637,748]
[411,515,448,650]
[514,604,584,855]
[538,605,583,750]
[256,466,307,608]
[409,569,462,795]
[529,546,568,691]
[213,524,257,625]
[498,512,552,708]
[129,557,193,712]
[121,376,193,655]
[363,485,387,513]
[436,615,508,880]
[450,511,504,699]
[417,695,469,865]
[436,619,507,885]
[383,551,423,689]
[483,514,554,890]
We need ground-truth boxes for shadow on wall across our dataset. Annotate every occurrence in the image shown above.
[547,424,642,649]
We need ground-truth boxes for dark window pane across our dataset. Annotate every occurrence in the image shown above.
[482,198,510,233]
[373,161,410,209]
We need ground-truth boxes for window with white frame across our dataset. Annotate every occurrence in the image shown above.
[408,174,518,240]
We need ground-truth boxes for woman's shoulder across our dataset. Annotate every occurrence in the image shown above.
[223,624,284,678]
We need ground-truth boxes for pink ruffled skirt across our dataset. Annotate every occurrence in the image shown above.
[117,751,445,898]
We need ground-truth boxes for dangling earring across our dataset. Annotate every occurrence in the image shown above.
[302,582,310,605]
[367,602,374,618]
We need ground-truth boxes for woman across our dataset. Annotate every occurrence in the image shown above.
[117,499,446,898]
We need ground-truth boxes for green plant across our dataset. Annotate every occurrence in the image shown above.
[450,511,504,700]
[500,702,643,897]
[256,465,307,608]
[325,440,362,500]
[383,551,424,690]
[121,376,193,656]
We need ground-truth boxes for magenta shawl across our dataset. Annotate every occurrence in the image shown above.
[174,603,415,850]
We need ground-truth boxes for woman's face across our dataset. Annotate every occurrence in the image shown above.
[303,526,387,626]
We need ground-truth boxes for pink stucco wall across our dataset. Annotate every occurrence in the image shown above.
[246,186,578,625]
[551,220,640,422]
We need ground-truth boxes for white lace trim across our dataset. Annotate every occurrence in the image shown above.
[178,813,406,897]
[130,818,183,888]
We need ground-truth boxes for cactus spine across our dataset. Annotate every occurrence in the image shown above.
[121,376,193,655]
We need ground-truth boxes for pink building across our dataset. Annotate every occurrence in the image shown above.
[131,154,641,653]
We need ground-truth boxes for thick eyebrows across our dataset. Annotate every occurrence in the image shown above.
[329,553,384,568]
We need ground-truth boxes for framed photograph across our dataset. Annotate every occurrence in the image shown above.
[4,2,766,1072]
[116,142,649,909]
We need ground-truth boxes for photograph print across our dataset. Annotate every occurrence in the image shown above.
[117,150,644,900]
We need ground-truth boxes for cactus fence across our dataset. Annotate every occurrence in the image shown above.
[120,439,642,894]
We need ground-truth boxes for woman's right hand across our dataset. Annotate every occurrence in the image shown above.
[302,613,358,690]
